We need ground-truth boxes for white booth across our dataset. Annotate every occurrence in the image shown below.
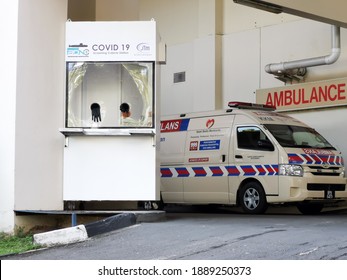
[60,21,161,205]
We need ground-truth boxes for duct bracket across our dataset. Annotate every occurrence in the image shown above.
[273,67,307,83]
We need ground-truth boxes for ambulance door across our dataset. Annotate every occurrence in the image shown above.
[183,115,234,203]
[160,119,190,203]
[229,121,279,203]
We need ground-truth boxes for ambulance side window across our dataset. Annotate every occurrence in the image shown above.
[237,126,274,151]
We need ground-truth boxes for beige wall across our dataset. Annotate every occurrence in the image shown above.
[93,0,299,45]
[96,0,139,21]
[138,0,200,46]
[93,0,223,46]
[137,0,300,45]
[68,0,96,21]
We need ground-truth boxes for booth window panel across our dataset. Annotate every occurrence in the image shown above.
[66,62,154,128]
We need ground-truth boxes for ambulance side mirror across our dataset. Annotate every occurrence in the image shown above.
[257,140,274,151]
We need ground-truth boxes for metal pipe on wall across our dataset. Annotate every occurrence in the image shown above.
[265,25,341,75]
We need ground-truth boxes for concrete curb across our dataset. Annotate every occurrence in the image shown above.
[85,213,136,237]
[33,224,89,247]
[33,212,148,247]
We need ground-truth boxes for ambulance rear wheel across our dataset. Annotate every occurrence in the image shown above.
[239,181,267,214]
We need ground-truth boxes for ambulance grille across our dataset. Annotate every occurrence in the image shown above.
[307,184,345,191]
[310,166,340,170]
[311,172,340,176]
[308,166,342,176]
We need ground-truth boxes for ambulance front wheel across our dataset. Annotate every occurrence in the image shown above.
[239,181,268,214]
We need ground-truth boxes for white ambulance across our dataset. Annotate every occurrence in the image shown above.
[159,102,347,214]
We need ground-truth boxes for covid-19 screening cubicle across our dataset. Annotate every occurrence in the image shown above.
[60,20,163,205]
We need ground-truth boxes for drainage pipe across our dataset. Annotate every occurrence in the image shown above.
[265,25,341,75]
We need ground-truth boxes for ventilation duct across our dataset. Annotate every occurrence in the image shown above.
[265,25,341,81]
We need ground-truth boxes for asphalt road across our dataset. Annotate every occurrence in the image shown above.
[2,205,347,260]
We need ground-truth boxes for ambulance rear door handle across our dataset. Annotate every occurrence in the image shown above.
[221,154,226,162]
[235,155,243,159]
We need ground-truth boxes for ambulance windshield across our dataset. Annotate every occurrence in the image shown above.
[264,124,335,150]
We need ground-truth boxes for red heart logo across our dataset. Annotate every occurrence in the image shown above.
[206,119,215,128]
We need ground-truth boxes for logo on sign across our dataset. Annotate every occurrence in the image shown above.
[200,140,220,151]
[137,43,151,52]
[302,148,334,155]
[190,141,199,151]
[67,43,89,57]
[206,119,215,129]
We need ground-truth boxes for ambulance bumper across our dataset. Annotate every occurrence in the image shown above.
[279,176,347,202]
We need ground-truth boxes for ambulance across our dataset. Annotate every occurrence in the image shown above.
[159,102,347,214]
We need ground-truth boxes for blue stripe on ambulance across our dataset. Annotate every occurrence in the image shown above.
[288,153,343,165]
[180,119,190,131]
[160,164,279,178]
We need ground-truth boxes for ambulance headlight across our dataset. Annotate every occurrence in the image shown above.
[279,164,303,177]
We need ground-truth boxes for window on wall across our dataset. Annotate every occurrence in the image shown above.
[66,61,154,128]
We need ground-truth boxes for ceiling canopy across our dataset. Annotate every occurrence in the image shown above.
[234,0,347,28]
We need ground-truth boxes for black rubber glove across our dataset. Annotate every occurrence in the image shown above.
[90,103,101,122]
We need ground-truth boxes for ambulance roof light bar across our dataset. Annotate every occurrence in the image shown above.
[228,101,276,111]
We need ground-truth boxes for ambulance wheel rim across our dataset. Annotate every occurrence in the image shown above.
[239,181,268,214]
[243,188,260,210]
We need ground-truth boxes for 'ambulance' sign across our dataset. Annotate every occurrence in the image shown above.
[256,77,347,111]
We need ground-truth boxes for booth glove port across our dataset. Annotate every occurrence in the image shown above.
[279,164,304,177]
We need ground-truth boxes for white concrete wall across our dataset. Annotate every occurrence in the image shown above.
[223,19,347,102]
[0,0,67,232]
[0,0,19,233]
[260,20,347,87]
[160,42,194,115]
[14,0,66,211]
[222,28,261,105]
[161,35,219,115]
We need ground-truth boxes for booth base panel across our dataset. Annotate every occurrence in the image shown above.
[63,136,159,201]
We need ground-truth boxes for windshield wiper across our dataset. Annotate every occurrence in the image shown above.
[316,146,336,150]
[293,144,314,148]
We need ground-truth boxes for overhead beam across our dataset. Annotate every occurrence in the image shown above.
[234,0,347,28]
